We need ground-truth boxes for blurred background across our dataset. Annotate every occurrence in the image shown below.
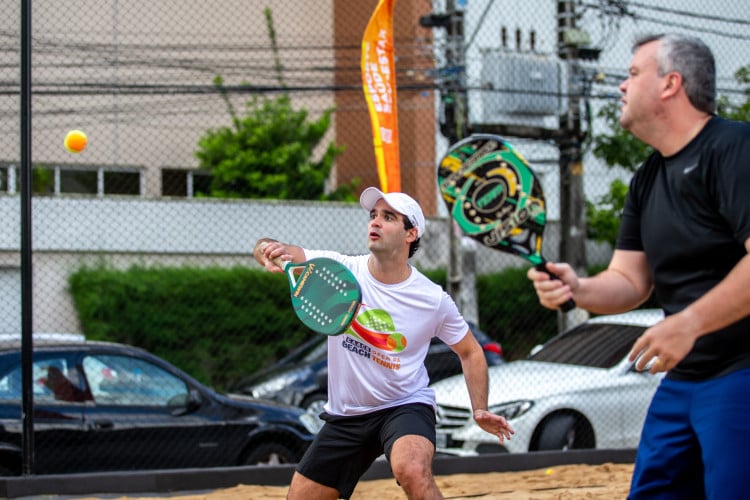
[1,0,749,476]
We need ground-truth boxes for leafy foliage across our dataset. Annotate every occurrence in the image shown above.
[69,263,314,390]
[585,178,629,247]
[592,101,653,173]
[196,90,356,201]
[476,268,558,359]
[31,166,54,195]
[70,265,562,391]
[717,65,750,122]
[194,8,358,202]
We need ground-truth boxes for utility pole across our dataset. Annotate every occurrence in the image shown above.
[423,2,593,329]
[443,0,468,317]
[556,0,588,330]
[421,0,477,324]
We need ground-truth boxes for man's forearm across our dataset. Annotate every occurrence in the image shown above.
[576,269,652,314]
[681,252,750,338]
[460,349,489,413]
[574,250,654,314]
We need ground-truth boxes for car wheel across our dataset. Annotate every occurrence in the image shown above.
[242,442,298,466]
[536,414,593,451]
[302,392,327,414]
[0,463,16,476]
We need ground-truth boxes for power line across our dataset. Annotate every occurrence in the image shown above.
[628,14,750,41]
[581,1,750,40]
[624,1,750,26]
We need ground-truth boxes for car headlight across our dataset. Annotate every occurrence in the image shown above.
[488,400,533,421]
[248,368,312,399]
[299,410,323,434]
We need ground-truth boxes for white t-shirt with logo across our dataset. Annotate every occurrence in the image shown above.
[303,249,469,416]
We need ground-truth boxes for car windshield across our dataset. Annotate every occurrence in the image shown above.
[83,354,188,406]
[529,323,645,369]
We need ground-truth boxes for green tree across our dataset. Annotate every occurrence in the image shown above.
[591,102,653,172]
[32,165,54,195]
[717,66,750,122]
[584,178,629,246]
[197,90,355,201]
[195,8,357,202]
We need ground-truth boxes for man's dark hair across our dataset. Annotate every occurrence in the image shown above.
[402,217,421,258]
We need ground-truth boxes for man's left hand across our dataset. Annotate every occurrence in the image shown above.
[474,409,514,443]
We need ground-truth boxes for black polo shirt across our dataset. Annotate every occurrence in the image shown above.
[617,116,750,380]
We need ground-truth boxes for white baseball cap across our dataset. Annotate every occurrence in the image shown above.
[360,187,426,238]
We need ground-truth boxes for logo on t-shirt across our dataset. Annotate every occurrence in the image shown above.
[340,309,405,371]
[683,163,699,175]
[348,309,407,353]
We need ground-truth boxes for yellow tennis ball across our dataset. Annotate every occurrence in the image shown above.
[64,130,87,153]
[545,468,555,475]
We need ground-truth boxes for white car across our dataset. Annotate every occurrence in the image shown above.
[432,309,665,455]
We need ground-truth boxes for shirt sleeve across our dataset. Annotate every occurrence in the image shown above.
[436,291,469,346]
[712,123,750,245]
[615,170,645,251]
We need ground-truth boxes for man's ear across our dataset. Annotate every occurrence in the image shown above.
[663,71,682,98]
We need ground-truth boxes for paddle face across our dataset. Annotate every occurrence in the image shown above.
[438,134,548,266]
[283,258,362,336]
[438,134,575,312]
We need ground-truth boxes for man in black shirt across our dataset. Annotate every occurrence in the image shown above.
[528,34,750,499]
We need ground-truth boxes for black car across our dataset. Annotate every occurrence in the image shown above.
[0,334,319,476]
[230,324,504,415]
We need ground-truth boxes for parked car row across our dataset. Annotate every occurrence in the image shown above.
[432,309,665,456]
[0,335,320,476]
[229,322,505,415]
[0,310,664,475]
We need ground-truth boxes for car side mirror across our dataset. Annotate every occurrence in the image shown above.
[169,389,203,416]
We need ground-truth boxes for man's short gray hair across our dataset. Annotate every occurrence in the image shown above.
[633,33,716,114]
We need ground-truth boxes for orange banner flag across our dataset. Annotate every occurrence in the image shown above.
[361,0,400,193]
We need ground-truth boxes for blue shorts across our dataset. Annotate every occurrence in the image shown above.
[295,403,436,499]
[629,368,750,499]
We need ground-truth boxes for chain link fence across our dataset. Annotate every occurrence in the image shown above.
[0,0,747,476]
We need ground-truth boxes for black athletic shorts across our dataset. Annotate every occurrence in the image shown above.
[295,403,436,499]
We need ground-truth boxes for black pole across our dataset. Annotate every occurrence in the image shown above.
[20,0,35,475]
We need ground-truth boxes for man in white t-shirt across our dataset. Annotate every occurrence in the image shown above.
[254,187,513,500]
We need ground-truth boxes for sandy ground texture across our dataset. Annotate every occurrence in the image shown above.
[72,463,634,499]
